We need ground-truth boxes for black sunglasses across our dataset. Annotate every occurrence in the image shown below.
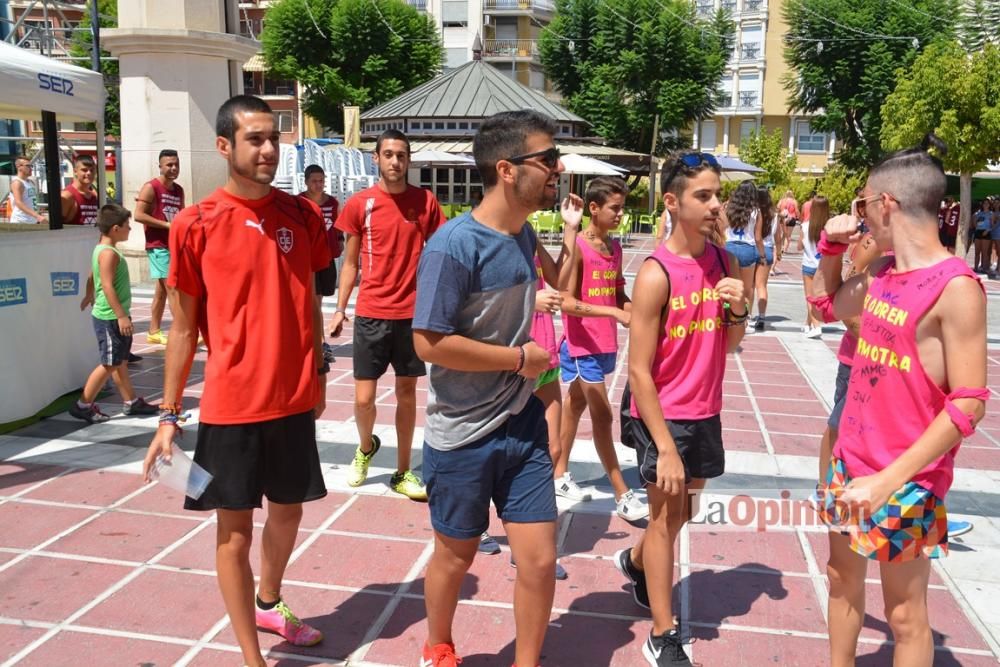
[662,152,720,190]
[504,147,561,169]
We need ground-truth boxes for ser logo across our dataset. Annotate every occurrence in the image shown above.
[37,73,75,96]
[0,278,28,307]
[51,272,79,296]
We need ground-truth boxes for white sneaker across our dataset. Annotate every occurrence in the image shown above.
[616,490,649,522]
[554,472,592,502]
[805,326,823,339]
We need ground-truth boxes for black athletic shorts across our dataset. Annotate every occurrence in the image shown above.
[184,411,327,511]
[314,261,338,297]
[939,229,957,247]
[974,229,992,241]
[352,316,426,379]
[635,414,725,486]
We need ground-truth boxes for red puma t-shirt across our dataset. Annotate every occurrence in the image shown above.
[335,184,445,319]
[169,187,331,424]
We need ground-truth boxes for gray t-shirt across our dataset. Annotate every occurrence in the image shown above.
[413,212,537,451]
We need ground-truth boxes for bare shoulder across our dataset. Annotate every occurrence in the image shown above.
[937,274,986,318]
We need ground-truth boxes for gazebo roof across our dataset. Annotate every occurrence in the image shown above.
[360,60,586,125]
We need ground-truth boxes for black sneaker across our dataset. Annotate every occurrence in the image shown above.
[754,317,765,332]
[122,397,159,416]
[69,402,111,424]
[127,352,143,364]
[643,629,691,667]
[322,342,336,363]
[614,548,649,608]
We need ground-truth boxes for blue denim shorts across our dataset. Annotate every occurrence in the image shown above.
[725,241,759,268]
[559,339,616,384]
[763,245,774,265]
[423,395,557,540]
[802,265,817,278]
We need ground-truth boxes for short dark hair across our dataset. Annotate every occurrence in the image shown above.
[215,94,273,142]
[868,133,948,219]
[473,110,559,189]
[73,154,96,168]
[304,164,325,179]
[97,203,130,234]
[660,151,721,198]
[158,149,178,162]
[375,129,410,155]
[585,176,629,209]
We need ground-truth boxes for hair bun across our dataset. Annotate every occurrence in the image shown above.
[921,133,948,158]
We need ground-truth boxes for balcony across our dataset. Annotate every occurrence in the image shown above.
[738,92,761,111]
[696,2,714,16]
[715,93,734,109]
[404,0,428,10]
[482,39,540,61]
[721,0,736,12]
[483,0,555,14]
[739,43,761,61]
[742,0,765,14]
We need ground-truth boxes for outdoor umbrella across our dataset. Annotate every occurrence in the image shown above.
[714,155,764,173]
[409,150,475,167]
[559,153,627,175]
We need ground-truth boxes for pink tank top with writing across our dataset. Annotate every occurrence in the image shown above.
[65,183,98,226]
[834,256,982,499]
[630,244,729,420]
[563,235,625,356]
[530,255,558,369]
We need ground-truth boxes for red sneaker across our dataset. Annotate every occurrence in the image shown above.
[421,641,462,667]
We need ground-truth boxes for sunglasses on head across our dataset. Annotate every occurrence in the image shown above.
[504,146,561,169]
[662,152,720,190]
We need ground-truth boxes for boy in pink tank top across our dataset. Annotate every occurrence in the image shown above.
[812,135,987,667]
[556,176,648,522]
[614,152,746,667]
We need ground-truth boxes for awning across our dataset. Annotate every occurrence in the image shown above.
[0,42,105,122]
[243,53,267,72]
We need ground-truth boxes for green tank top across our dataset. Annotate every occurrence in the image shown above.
[91,244,132,321]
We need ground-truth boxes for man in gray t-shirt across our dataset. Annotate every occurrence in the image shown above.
[412,110,564,667]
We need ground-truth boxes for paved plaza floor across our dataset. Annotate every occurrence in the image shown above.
[2,235,1000,666]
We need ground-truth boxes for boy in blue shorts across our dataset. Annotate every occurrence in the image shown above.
[413,110,563,667]
[71,204,159,423]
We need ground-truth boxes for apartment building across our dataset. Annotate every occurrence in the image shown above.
[691,0,836,173]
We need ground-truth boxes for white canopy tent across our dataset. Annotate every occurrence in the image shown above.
[0,41,106,123]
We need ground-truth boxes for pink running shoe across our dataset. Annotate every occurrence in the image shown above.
[255,599,322,646]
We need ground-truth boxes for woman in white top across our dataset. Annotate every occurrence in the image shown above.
[750,187,784,331]
[798,195,828,338]
[724,180,766,307]
[8,157,45,224]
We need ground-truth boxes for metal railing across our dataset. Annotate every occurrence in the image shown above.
[483,0,555,11]
[739,92,760,108]
[743,0,764,11]
[721,0,736,12]
[696,1,714,15]
[740,44,761,60]
[404,0,428,10]
[482,39,539,58]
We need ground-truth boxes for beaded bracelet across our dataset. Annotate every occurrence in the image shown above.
[513,345,525,373]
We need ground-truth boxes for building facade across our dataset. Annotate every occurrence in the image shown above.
[691,0,836,173]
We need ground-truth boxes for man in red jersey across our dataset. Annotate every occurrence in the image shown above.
[134,149,185,346]
[329,129,445,500]
[60,155,99,226]
[299,164,341,364]
[142,95,331,667]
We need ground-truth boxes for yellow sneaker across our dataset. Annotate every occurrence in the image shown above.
[146,330,168,345]
[390,469,427,501]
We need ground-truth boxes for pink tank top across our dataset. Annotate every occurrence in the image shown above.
[836,331,858,366]
[834,256,982,499]
[530,255,558,369]
[630,243,729,420]
[563,235,625,356]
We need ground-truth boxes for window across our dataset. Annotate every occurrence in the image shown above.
[447,122,457,130]
[737,73,760,108]
[796,122,826,152]
[458,122,469,130]
[442,0,468,27]
[263,78,295,96]
[700,121,718,152]
[276,111,294,133]
[435,122,445,129]
[740,119,757,140]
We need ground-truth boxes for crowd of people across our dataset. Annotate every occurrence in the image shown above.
[14,92,988,667]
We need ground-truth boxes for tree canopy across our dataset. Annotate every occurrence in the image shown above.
[70,0,119,138]
[882,40,1000,254]
[538,0,734,155]
[261,0,443,132]
[782,0,957,170]
[737,128,797,189]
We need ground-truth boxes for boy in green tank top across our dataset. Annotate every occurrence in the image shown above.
[69,204,159,423]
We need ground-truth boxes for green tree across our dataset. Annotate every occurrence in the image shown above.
[538,0,734,156]
[262,0,443,132]
[959,0,1000,52]
[70,0,119,138]
[882,40,1000,256]
[737,128,797,189]
[782,0,957,170]
[816,164,866,214]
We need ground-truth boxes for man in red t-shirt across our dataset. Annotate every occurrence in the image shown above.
[60,155,99,226]
[142,95,331,667]
[298,164,341,364]
[330,129,445,500]
[134,149,185,345]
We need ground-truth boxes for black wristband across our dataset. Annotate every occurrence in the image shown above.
[317,361,330,375]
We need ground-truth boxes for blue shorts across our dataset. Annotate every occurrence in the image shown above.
[827,361,852,430]
[559,339,616,384]
[802,265,817,278]
[725,242,759,268]
[763,245,774,265]
[92,316,132,366]
[147,248,170,280]
[423,395,556,540]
